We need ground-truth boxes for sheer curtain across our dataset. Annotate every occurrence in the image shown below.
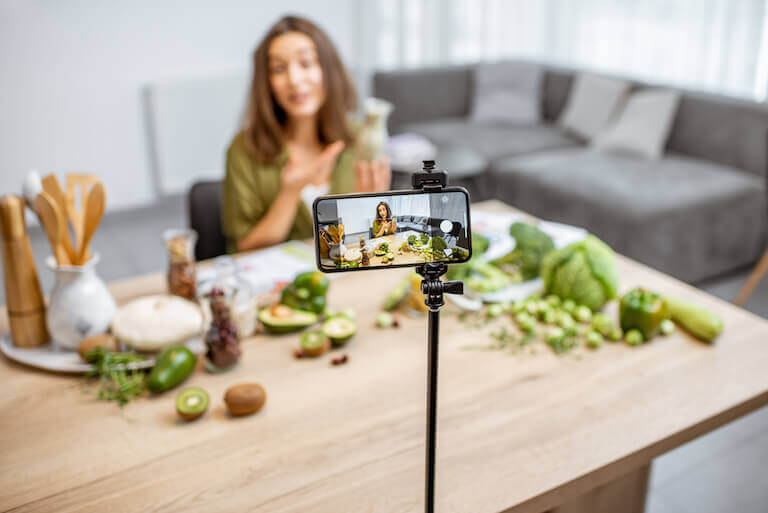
[363,0,768,101]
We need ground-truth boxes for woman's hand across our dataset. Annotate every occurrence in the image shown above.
[282,141,346,193]
[354,158,391,193]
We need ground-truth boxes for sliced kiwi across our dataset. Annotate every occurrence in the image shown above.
[300,330,330,357]
[176,387,210,421]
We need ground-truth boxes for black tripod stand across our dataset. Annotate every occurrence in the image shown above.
[413,161,464,513]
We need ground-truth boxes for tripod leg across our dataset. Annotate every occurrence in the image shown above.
[425,307,439,513]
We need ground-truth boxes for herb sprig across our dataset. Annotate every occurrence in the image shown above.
[84,348,148,406]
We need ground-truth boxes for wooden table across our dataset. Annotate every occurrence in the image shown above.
[3,200,768,513]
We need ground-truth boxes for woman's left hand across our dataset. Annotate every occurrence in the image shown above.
[354,158,391,193]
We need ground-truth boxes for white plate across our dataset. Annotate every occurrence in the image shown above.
[0,336,205,374]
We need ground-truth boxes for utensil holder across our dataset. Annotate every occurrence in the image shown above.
[46,253,116,351]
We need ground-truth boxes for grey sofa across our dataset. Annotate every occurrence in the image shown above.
[373,62,768,283]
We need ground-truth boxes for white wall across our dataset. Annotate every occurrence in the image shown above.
[0,0,358,211]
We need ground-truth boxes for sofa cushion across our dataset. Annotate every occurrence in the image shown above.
[401,118,580,161]
[471,61,542,124]
[593,89,680,159]
[558,73,631,141]
[490,148,766,282]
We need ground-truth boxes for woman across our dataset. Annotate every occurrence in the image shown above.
[223,15,390,252]
[372,201,396,237]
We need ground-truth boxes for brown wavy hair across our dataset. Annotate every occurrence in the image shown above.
[375,201,392,221]
[242,15,357,164]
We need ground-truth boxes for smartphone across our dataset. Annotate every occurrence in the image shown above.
[312,187,472,273]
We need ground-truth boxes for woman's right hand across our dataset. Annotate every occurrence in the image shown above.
[281,141,346,193]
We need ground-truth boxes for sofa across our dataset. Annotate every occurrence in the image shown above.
[373,62,768,283]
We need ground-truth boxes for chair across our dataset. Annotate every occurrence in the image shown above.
[188,180,227,261]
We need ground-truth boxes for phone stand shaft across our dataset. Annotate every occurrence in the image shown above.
[414,158,465,513]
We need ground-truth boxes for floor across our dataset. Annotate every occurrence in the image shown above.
[7,194,768,513]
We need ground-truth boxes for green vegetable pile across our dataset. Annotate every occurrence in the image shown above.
[280,271,330,314]
[541,235,619,311]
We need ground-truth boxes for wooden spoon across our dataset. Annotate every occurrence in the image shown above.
[40,174,76,263]
[65,173,99,259]
[77,182,105,265]
[35,192,70,266]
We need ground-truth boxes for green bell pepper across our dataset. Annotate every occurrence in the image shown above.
[281,271,330,314]
[619,288,669,340]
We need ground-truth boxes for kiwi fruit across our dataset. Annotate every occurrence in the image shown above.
[224,383,266,416]
[176,387,209,421]
[300,330,330,357]
[78,333,119,362]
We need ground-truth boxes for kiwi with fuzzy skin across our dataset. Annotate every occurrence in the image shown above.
[176,387,209,421]
[300,330,330,357]
[224,383,266,416]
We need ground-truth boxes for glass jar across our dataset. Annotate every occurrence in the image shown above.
[163,228,197,301]
[203,287,241,372]
[198,256,258,338]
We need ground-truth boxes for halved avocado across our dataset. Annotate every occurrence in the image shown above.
[322,316,357,347]
[259,304,318,334]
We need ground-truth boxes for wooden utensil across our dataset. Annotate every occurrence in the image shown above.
[76,182,105,265]
[40,174,76,263]
[35,192,70,266]
[65,173,99,259]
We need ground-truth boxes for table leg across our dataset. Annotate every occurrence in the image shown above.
[734,248,768,307]
[548,464,650,513]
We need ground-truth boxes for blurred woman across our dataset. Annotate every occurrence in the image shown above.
[372,201,396,237]
[223,15,390,252]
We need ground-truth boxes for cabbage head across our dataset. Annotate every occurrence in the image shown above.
[540,235,619,311]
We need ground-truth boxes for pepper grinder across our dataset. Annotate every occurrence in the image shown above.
[0,195,49,347]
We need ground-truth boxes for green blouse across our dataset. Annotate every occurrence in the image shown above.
[222,133,356,253]
[372,218,396,237]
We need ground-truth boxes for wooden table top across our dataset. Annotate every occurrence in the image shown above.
[2,200,768,513]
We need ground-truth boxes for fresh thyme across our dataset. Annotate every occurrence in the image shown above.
[84,348,149,406]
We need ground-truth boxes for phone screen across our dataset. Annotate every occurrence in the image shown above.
[313,188,472,272]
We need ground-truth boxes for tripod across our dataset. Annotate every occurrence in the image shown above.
[413,161,465,513]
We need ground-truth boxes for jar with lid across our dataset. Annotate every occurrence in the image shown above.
[163,228,197,301]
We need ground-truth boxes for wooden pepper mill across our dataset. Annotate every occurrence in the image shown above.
[0,195,49,347]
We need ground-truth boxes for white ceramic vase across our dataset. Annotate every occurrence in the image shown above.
[46,253,117,351]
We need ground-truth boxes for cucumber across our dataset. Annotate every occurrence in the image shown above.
[665,296,723,343]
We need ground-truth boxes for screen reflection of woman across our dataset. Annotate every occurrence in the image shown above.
[372,201,396,237]
[222,16,391,253]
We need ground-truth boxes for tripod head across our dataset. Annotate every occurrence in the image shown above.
[413,160,464,309]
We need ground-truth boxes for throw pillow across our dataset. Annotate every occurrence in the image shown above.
[471,61,543,124]
[593,89,680,159]
[558,72,631,140]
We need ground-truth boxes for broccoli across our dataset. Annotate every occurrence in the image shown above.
[430,236,448,252]
[490,222,555,280]
[472,233,490,255]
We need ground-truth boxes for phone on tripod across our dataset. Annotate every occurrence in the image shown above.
[312,187,472,273]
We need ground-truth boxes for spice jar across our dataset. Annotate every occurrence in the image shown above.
[163,229,197,301]
[361,248,370,266]
[203,287,241,371]
[198,256,258,338]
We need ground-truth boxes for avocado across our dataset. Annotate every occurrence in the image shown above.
[176,387,209,421]
[147,346,196,393]
[259,304,318,334]
[322,316,357,347]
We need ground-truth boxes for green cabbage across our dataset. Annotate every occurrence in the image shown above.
[540,235,619,311]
